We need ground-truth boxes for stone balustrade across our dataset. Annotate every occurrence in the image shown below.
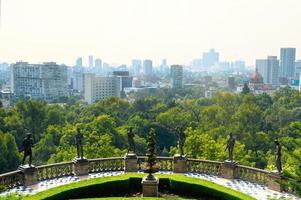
[0,170,24,189]
[88,157,124,173]
[187,159,222,176]
[37,162,74,181]
[0,156,290,193]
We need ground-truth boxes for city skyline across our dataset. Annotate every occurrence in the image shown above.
[0,0,301,65]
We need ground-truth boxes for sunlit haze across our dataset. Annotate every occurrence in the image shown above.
[1,0,301,66]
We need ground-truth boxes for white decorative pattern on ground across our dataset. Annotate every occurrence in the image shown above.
[185,172,300,200]
[0,171,300,200]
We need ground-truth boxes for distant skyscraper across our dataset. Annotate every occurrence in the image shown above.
[95,58,102,74]
[76,57,83,67]
[268,56,279,85]
[295,60,301,78]
[89,55,94,68]
[132,59,142,75]
[170,65,183,88]
[202,49,219,67]
[280,48,296,78]
[162,59,167,66]
[256,56,279,85]
[143,60,153,76]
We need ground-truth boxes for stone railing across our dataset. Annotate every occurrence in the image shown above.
[0,156,287,193]
[88,157,124,173]
[235,165,269,185]
[0,170,24,189]
[187,159,222,176]
[137,156,173,172]
[37,161,74,181]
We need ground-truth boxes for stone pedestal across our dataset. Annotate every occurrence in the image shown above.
[73,158,89,176]
[173,155,187,173]
[221,160,237,179]
[141,176,159,197]
[124,153,138,172]
[267,172,283,192]
[18,165,38,186]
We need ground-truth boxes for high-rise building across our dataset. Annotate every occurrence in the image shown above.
[256,56,279,85]
[202,49,219,67]
[113,71,133,90]
[280,48,296,78]
[170,65,183,88]
[295,60,301,78]
[95,58,102,74]
[268,56,279,85]
[132,59,142,75]
[76,57,83,67]
[72,71,84,92]
[143,60,153,76]
[11,62,68,101]
[89,55,94,68]
[84,73,121,104]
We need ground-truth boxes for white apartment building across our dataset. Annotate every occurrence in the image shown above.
[11,62,68,101]
[84,73,121,104]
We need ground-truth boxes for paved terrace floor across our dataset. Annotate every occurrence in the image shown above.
[0,171,300,200]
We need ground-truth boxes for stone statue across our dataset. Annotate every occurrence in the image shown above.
[177,128,186,157]
[21,133,34,166]
[76,128,84,159]
[274,139,282,174]
[225,133,235,161]
[127,127,135,153]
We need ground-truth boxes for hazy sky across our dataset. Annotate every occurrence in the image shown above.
[0,0,301,66]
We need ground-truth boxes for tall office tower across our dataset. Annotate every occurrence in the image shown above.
[95,58,102,74]
[256,56,279,85]
[256,59,268,83]
[89,55,94,68]
[295,60,301,78]
[11,62,68,101]
[143,59,153,76]
[268,56,279,85]
[170,65,183,88]
[84,73,121,104]
[113,71,133,90]
[72,71,84,92]
[76,57,83,67]
[132,59,142,75]
[202,49,219,67]
[280,48,296,79]
[162,59,167,66]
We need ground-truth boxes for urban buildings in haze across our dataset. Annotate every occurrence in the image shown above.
[11,62,68,101]
[95,58,102,74]
[76,57,83,67]
[89,55,94,68]
[280,48,296,79]
[202,49,219,68]
[132,59,142,75]
[143,60,153,76]
[170,65,183,88]
[113,71,133,90]
[256,56,279,85]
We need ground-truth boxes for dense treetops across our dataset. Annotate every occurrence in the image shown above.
[0,86,301,183]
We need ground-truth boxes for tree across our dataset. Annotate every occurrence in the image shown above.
[242,83,250,94]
